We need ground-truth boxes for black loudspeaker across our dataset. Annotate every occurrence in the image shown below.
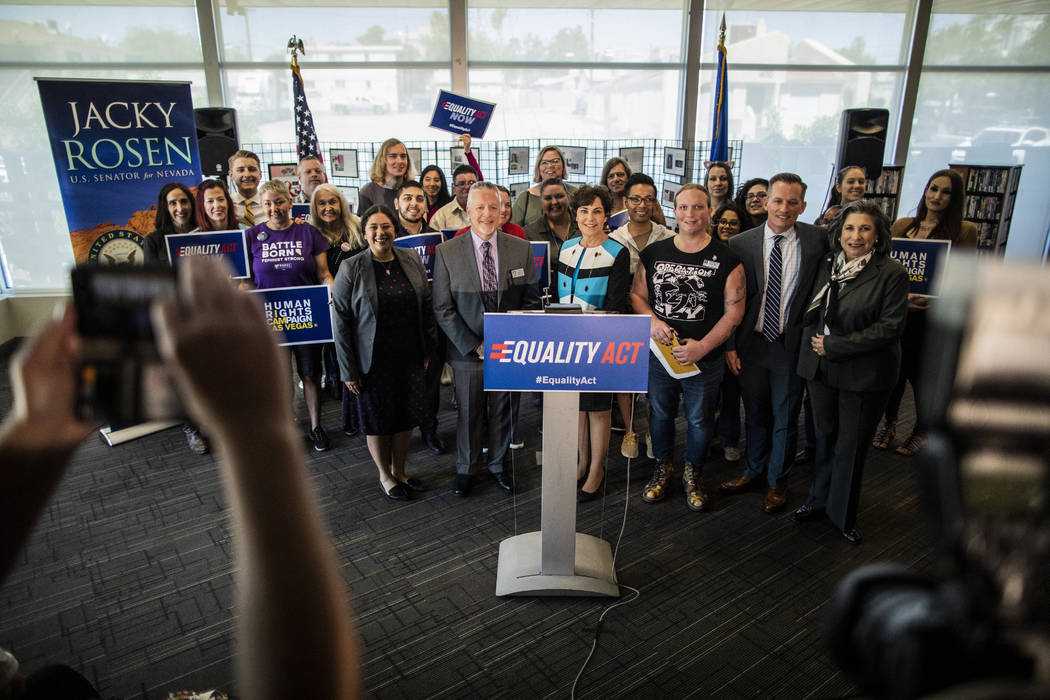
[194,107,240,177]
[836,108,888,180]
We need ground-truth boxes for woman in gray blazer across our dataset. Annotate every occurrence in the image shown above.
[793,200,909,544]
[333,205,437,502]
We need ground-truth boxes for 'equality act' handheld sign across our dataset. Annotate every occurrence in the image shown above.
[165,230,249,278]
[249,284,334,346]
[393,232,444,281]
[890,238,951,296]
[429,90,496,139]
[483,313,650,393]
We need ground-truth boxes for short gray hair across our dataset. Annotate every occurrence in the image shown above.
[466,180,500,207]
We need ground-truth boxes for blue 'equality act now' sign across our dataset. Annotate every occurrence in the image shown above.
[429,90,496,139]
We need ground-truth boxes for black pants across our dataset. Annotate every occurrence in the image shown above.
[884,309,926,430]
[806,379,890,531]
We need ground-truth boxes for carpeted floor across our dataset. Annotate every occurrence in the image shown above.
[0,354,935,699]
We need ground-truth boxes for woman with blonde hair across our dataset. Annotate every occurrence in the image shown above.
[358,138,414,213]
[512,145,578,227]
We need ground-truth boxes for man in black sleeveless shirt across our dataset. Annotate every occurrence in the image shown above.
[631,184,746,511]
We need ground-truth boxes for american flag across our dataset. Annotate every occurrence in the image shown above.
[291,62,322,163]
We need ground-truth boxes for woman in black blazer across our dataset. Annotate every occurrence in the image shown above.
[333,205,437,502]
[793,200,909,544]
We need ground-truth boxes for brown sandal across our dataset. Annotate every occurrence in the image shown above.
[895,430,926,457]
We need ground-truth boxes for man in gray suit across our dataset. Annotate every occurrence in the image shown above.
[720,173,828,512]
[433,182,541,496]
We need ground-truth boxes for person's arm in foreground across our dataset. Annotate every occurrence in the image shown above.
[153,257,360,699]
[0,306,94,584]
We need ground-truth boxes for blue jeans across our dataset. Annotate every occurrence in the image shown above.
[648,353,724,470]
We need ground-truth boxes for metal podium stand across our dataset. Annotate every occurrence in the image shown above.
[495,389,619,597]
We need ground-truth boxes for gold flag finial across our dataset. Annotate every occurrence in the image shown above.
[287,35,305,68]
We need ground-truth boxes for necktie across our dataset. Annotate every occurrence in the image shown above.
[763,235,783,342]
[243,200,256,227]
[481,241,498,312]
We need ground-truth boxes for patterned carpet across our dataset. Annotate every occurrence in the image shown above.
[0,347,934,698]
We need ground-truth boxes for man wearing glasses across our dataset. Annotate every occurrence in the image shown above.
[610,173,675,275]
[430,164,478,232]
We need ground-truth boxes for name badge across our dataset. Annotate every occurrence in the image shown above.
[511,268,525,279]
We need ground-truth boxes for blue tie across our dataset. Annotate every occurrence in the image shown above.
[763,235,783,342]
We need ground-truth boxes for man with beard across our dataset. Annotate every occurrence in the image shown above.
[393,180,435,238]
[228,150,265,227]
[294,155,326,204]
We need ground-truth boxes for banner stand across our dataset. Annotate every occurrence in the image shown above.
[495,390,618,597]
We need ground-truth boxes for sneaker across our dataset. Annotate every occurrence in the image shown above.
[343,426,360,437]
[683,463,709,511]
[645,433,654,459]
[895,430,926,457]
[311,426,330,452]
[723,446,741,462]
[872,419,897,450]
[183,426,209,455]
[620,432,639,459]
[642,461,673,502]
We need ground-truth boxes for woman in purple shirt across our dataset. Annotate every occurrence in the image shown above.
[245,180,335,451]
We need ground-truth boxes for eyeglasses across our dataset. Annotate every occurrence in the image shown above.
[454,181,475,189]
[539,158,562,166]
[626,196,657,204]
[745,192,768,201]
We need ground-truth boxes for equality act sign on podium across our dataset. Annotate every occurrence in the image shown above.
[482,313,650,393]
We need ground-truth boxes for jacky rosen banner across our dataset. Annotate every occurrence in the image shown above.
[36,78,202,264]
[483,313,650,392]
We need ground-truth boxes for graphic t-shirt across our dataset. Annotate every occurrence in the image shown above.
[246,222,329,289]
[639,236,741,362]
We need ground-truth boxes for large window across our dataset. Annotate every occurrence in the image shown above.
[467,1,685,141]
[902,1,1050,259]
[217,0,451,142]
[694,5,912,215]
[0,2,206,289]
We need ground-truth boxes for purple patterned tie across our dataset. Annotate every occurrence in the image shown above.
[481,240,498,312]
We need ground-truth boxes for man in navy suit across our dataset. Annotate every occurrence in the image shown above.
[433,182,540,497]
[720,173,828,512]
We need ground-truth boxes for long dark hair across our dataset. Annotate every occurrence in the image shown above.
[195,179,238,232]
[901,169,966,242]
[734,177,768,229]
[154,182,196,234]
[827,165,868,207]
[420,164,452,211]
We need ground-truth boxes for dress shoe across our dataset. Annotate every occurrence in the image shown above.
[792,504,825,522]
[793,448,813,465]
[842,528,862,545]
[578,485,601,503]
[490,471,515,494]
[762,485,789,513]
[452,475,473,497]
[380,482,409,501]
[422,430,446,455]
[399,477,425,493]
[720,473,758,494]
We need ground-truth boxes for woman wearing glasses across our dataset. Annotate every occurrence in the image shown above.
[734,177,769,230]
[512,146,578,228]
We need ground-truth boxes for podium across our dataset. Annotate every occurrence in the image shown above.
[485,312,650,598]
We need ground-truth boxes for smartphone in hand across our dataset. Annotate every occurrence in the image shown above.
[70,265,183,428]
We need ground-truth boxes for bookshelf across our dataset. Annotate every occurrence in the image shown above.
[865,165,904,220]
[949,163,1022,254]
